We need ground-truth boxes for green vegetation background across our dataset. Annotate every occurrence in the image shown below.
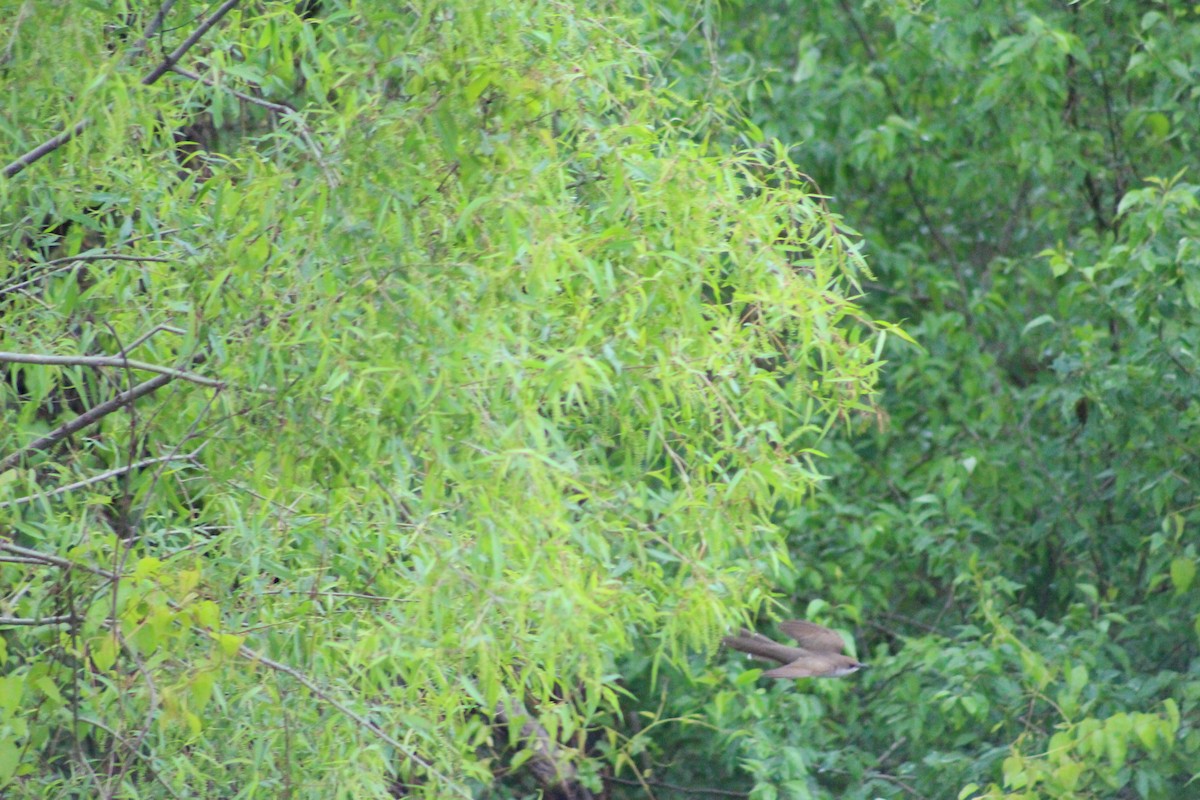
[0,1,1196,798]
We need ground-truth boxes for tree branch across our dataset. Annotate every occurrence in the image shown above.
[0,614,75,627]
[141,0,242,85]
[0,351,223,388]
[0,451,200,509]
[0,373,173,473]
[0,541,121,582]
[169,64,338,187]
[603,774,748,798]
[2,0,242,178]
[496,699,593,799]
[2,120,91,179]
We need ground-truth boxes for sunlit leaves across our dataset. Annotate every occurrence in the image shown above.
[0,1,887,797]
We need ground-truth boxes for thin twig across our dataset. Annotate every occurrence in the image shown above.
[74,716,185,800]
[0,257,171,297]
[118,325,188,357]
[43,253,171,266]
[0,351,222,388]
[0,263,80,296]
[2,0,242,178]
[1,537,457,792]
[170,64,295,114]
[0,0,33,68]
[106,629,163,796]
[602,774,748,798]
[0,614,75,627]
[0,541,121,582]
[0,451,200,509]
[258,590,413,602]
[128,0,180,58]
[141,0,242,85]
[0,253,172,297]
[819,766,928,800]
[170,64,338,187]
[864,770,927,799]
[228,637,471,797]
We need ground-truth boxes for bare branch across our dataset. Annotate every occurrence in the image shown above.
[170,64,339,187]
[0,351,223,388]
[119,325,188,356]
[0,373,173,474]
[0,451,201,509]
[0,541,121,582]
[141,0,243,85]
[128,0,181,58]
[2,538,458,793]
[75,716,185,800]
[43,253,172,266]
[171,64,295,114]
[3,0,243,178]
[2,119,91,179]
[0,614,75,627]
[0,0,33,68]
[0,255,173,297]
[107,629,165,796]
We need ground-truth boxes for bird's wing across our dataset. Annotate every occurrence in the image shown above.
[778,620,847,654]
[761,653,839,679]
[722,631,806,665]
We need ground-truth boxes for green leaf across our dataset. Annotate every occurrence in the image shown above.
[0,676,22,715]
[1144,112,1170,139]
[190,671,215,713]
[192,600,221,629]
[91,636,118,673]
[1022,314,1055,335]
[133,557,162,580]
[1170,557,1196,594]
[1132,714,1159,751]
[465,73,492,103]
[1053,759,1084,791]
[0,739,20,785]
[34,677,64,707]
[217,634,243,658]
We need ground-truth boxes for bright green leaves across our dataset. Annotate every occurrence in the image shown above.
[990,703,1180,798]
[0,0,896,796]
[1169,557,1196,595]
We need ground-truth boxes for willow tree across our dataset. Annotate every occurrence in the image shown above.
[0,1,893,796]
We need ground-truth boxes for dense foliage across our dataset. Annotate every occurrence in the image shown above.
[0,1,886,798]
[649,1,1200,798]
[3,1,1198,799]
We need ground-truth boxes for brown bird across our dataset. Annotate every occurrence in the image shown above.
[722,620,867,679]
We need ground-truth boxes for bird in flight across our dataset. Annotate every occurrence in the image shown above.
[722,620,867,679]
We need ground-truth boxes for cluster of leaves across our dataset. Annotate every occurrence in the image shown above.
[627,1,1200,798]
[0,1,890,797]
